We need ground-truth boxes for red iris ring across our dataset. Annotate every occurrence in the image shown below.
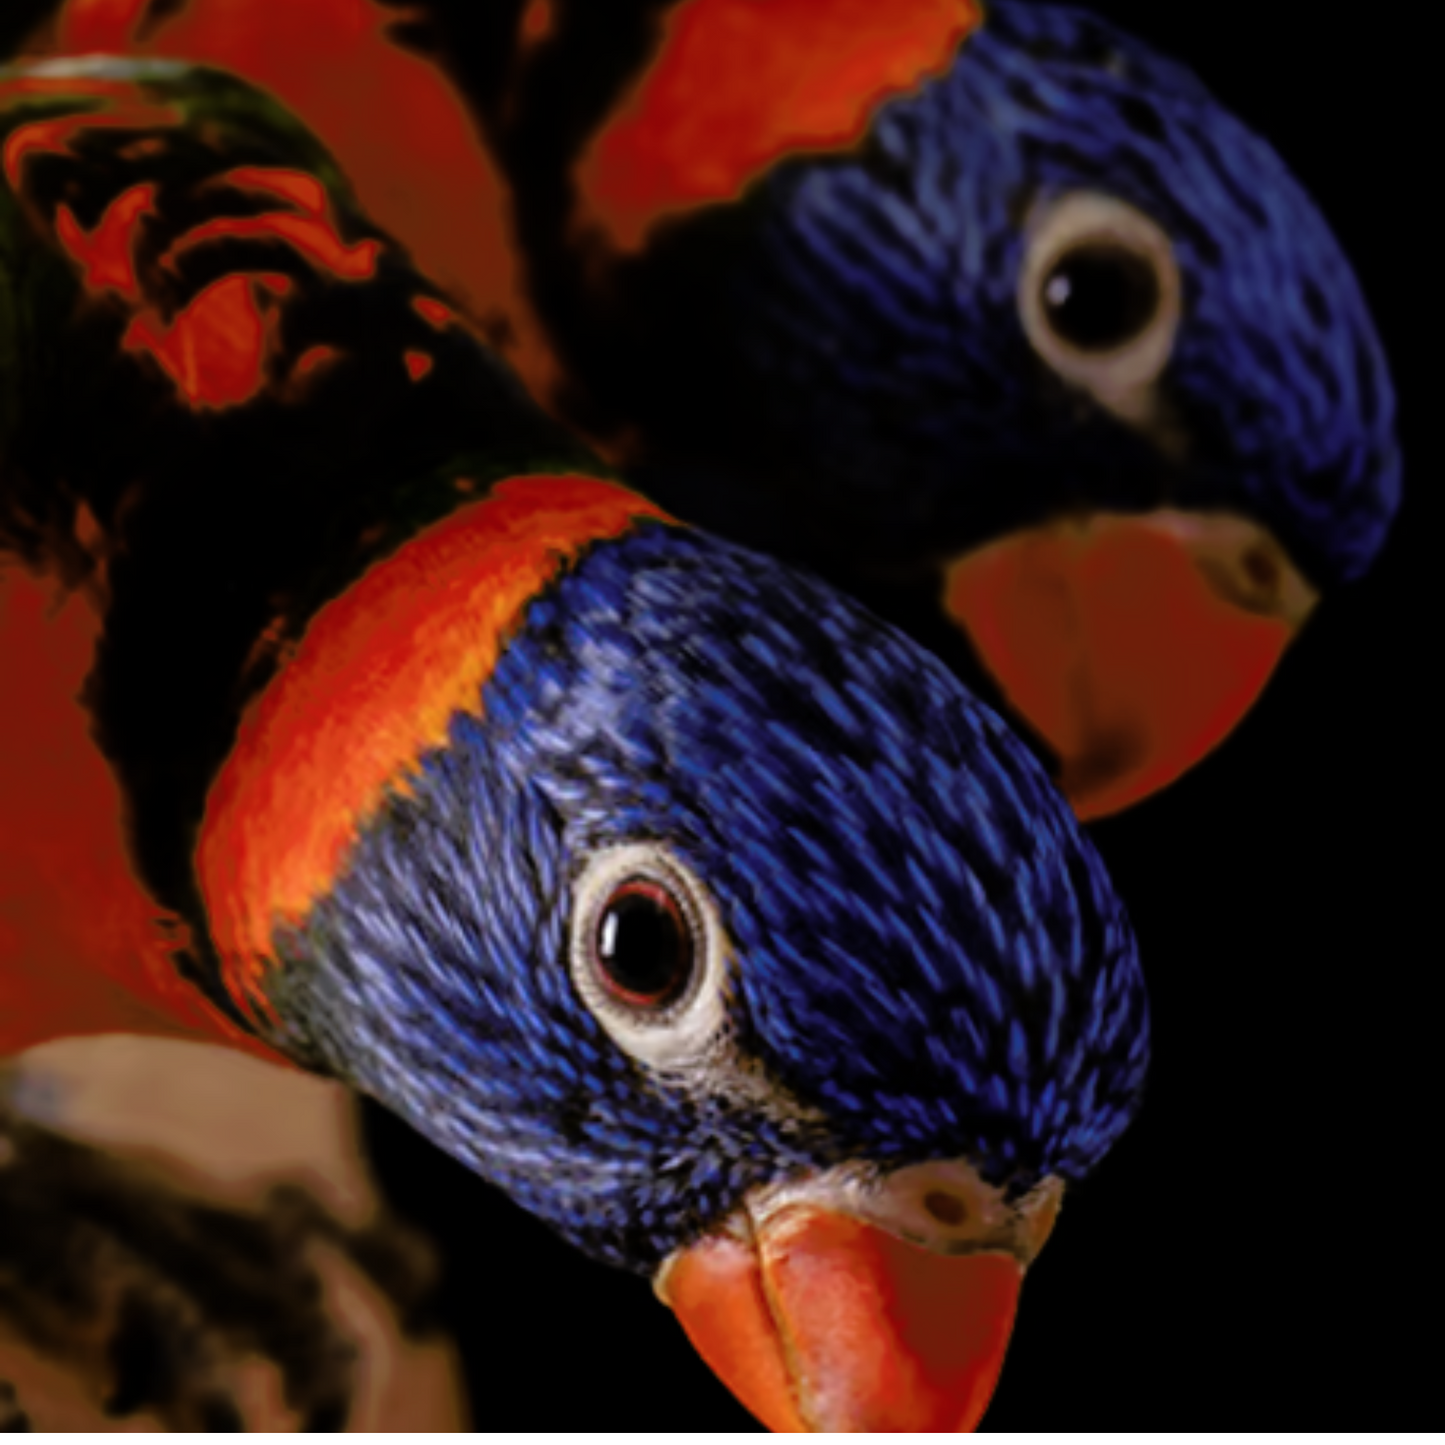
[592,877,694,1009]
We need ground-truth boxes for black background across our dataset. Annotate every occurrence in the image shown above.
[356,1,1437,1432]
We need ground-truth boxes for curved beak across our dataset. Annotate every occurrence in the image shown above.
[944,510,1319,820]
[657,1163,1060,1432]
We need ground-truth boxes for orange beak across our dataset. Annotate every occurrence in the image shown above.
[663,1207,1025,1432]
[944,510,1318,820]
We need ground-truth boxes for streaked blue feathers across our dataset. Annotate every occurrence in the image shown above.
[267,520,1148,1272]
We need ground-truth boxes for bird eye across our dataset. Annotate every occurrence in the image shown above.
[570,844,730,1071]
[1018,191,1182,419]
[593,878,693,1009]
[1039,244,1161,353]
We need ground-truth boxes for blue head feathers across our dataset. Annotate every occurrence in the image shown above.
[267,521,1148,1274]
[750,0,1399,586]
[574,1,1398,594]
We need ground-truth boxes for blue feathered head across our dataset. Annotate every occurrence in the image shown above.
[263,517,1147,1275]
[752,0,1399,587]
[568,0,1398,595]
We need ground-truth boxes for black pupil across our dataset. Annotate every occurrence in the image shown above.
[1041,243,1161,352]
[596,885,689,1003]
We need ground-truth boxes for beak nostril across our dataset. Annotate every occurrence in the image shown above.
[923,1189,968,1227]
[1242,546,1279,594]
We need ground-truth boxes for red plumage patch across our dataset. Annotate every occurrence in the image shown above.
[3,70,386,411]
[196,475,674,1020]
[53,182,155,298]
[0,563,282,1060]
[575,0,982,252]
[123,273,273,408]
[47,0,557,394]
[1,83,180,188]
[169,205,381,282]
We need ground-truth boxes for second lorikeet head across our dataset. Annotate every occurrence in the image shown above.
[487,0,1402,819]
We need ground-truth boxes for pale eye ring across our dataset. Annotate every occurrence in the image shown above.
[569,843,730,1071]
[1018,191,1182,411]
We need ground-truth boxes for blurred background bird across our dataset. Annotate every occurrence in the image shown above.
[14,0,1400,822]
[0,55,1150,1430]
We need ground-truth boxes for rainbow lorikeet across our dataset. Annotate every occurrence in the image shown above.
[0,58,1148,1430]
[27,2,1400,820]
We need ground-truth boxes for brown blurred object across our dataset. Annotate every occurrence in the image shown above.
[0,1035,469,1431]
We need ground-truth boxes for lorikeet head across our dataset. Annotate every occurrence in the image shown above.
[507,0,1400,818]
[197,476,1148,1431]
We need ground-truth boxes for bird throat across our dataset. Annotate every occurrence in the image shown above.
[195,474,673,1028]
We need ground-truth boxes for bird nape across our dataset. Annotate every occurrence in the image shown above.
[0,55,1148,1430]
[59,0,1393,823]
